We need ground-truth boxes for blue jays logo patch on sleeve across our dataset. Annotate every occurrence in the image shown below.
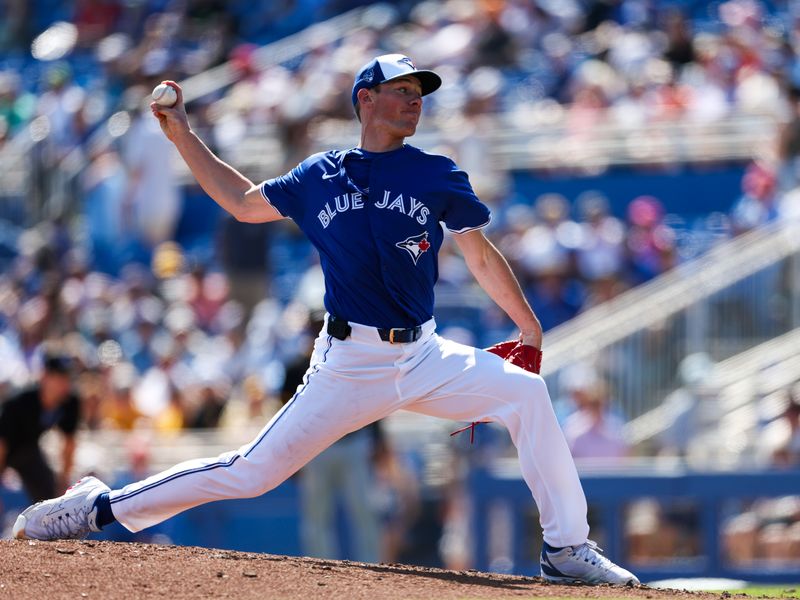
[396,232,430,265]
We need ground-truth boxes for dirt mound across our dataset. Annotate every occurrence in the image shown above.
[0,540,742,599]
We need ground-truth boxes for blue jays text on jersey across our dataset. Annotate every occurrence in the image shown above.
[259,144,491,328]
[316,190,430,228]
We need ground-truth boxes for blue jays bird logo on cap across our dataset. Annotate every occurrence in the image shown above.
[396,232,431,265]
[398,56,415,68]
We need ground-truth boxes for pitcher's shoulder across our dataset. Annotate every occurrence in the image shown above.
[299,150,342,168]
[402,145,458,171]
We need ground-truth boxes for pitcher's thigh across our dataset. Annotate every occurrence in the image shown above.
[404,337,547,422]
[242,372,394,473]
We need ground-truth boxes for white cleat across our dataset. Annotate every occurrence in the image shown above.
[13,476,110,541]
[540,540,640,586]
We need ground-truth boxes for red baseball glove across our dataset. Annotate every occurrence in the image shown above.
[451,341,543,443]
[485,340,543,374]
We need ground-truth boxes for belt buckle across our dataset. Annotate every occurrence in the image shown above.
[388,328,400,344]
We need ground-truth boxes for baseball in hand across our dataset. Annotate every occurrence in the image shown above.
[152,83,178,107]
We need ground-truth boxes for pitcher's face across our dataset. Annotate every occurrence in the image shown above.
[366,76,423,139]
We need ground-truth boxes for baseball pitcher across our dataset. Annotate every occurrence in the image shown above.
[14,54,638,586]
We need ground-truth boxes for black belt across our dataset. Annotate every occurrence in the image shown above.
[377,326,422,343]
[327,317,422,344]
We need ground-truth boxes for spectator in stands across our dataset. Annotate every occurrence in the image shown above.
[662,9,695,72]
[575,192,625,283]
[123,303,161,374]
[76,370,104,431]
[722,508,760,565]
[730,160,778,235]
[624,195,676,284]
[554,362,598,424]
[372,432,420,564]
[469,1,518,70]
[778,87,800,188]
[768,383,800,468]
[10,297,50,376]
[0,0,29,51]
[189,381,228,429]
[0,71,33,138]
[74,0,122,49]
[723,496,800,565]
[657,352,716,459]
[102,363,143,431]
[0,353,80,501]
[35,63,85,158]
[575,191,628,310]
[122,98,182,253]
[217,215,272,319]
[219,373,280,430]
[282,312,380,563]
[563,377,630,466]
[81,142,130,275]
[517,194,583,331]
[153,385,186,434]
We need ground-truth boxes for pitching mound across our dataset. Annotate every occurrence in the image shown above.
[0,540,746,599]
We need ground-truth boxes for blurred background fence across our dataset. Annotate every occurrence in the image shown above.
[543,218,800,425]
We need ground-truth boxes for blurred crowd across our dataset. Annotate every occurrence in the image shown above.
[5,0,800,153]
[0,182,774,439]
[3,0,800,334]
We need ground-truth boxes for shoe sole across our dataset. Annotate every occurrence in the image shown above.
[542,574,587,584]
[542,574,637,586]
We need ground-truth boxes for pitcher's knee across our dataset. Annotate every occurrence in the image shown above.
[502,370,549,405]
[233,458,284,498]
[240,477,281,498]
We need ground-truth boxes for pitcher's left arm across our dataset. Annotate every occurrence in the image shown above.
[452,229,542,350]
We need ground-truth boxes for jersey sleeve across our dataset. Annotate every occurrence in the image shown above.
[439,160,492,233]
[259,163,307,222]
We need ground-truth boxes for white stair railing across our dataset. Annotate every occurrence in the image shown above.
[625,327,800,452]
[540,218,800,420]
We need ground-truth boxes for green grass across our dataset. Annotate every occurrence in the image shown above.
[726,586,800,598]
[455,588,800,600]
[449,586,800,600]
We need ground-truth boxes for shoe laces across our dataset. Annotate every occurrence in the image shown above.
[43,503,92,540]
[65,478,84,492]
[572,540,613,569]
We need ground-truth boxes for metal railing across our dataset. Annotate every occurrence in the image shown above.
[305,110,779,171]
[539,218,800,422]
[470,463,800,582]
[624,326,800,461]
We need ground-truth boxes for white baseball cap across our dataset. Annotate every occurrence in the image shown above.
[351,54,441,106]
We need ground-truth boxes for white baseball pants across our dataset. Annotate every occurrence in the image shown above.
[109,316,590,547]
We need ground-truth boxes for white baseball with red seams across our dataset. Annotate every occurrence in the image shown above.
[151,82,177,107]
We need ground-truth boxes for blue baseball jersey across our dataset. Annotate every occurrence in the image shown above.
[260,144,490,328]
